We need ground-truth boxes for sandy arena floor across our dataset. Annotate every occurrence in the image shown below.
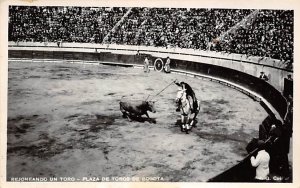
[7,61,268,182]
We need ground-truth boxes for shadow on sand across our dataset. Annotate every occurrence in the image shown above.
[123,114,156,124]
[175,119,198,127]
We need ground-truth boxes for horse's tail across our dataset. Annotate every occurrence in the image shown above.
[197,99,201,112]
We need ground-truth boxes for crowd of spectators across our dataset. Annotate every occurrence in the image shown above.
[9,6,127,43]
[107,8,252,49]
[9,6,293,64]
[213,10,293,64]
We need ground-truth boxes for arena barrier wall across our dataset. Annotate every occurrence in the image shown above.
[8,43,291,182]
[8,41,293,91]
[8,42,289,120]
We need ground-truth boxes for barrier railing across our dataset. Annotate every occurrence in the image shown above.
[9,42,293,92]
[8,48,288,121]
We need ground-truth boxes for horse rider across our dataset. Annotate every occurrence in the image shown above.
[174,81,198,113]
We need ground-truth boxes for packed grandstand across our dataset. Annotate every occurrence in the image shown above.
[9,6,293,68]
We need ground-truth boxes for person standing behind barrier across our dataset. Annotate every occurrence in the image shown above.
[164,56,171,73]
[259,71,269,81]
[269,120,291,180]
[144,56,150,73]
[56,40,60,48]
[251,140,270,182]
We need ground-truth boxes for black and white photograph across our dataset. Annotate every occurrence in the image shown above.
[0,0,298,187]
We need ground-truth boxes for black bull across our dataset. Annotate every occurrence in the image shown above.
[119,100,156,121]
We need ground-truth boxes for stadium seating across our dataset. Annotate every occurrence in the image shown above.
[8,6,293,64]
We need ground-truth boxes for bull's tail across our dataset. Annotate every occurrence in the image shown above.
[119,102,127,118]
[196,99,201,112]
[119,102,124,111]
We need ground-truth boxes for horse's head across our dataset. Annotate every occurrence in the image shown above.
[175,88,186,104]
[146,100,156,113]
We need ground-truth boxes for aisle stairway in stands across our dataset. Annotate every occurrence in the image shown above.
[102,8,132,43]
[217,10,259,42]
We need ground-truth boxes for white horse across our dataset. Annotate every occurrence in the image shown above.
[175,89,201,134]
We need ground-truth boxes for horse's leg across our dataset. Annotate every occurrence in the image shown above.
[185,115,190,134]
[190,111,197,127]
[191,100,200,127]
[186,113,190,130]
[186,100,193,132]
[181,115,185,132]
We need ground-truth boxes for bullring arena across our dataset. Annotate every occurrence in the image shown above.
[5,6,293,183]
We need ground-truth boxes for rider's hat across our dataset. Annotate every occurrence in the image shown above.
[257,140,266,150]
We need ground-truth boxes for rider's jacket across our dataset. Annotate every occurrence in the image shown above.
[176,82,195,99]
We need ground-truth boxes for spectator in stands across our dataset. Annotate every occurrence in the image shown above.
[216,10,293,64]
[8,7,293,66]
[250,140,270,182]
